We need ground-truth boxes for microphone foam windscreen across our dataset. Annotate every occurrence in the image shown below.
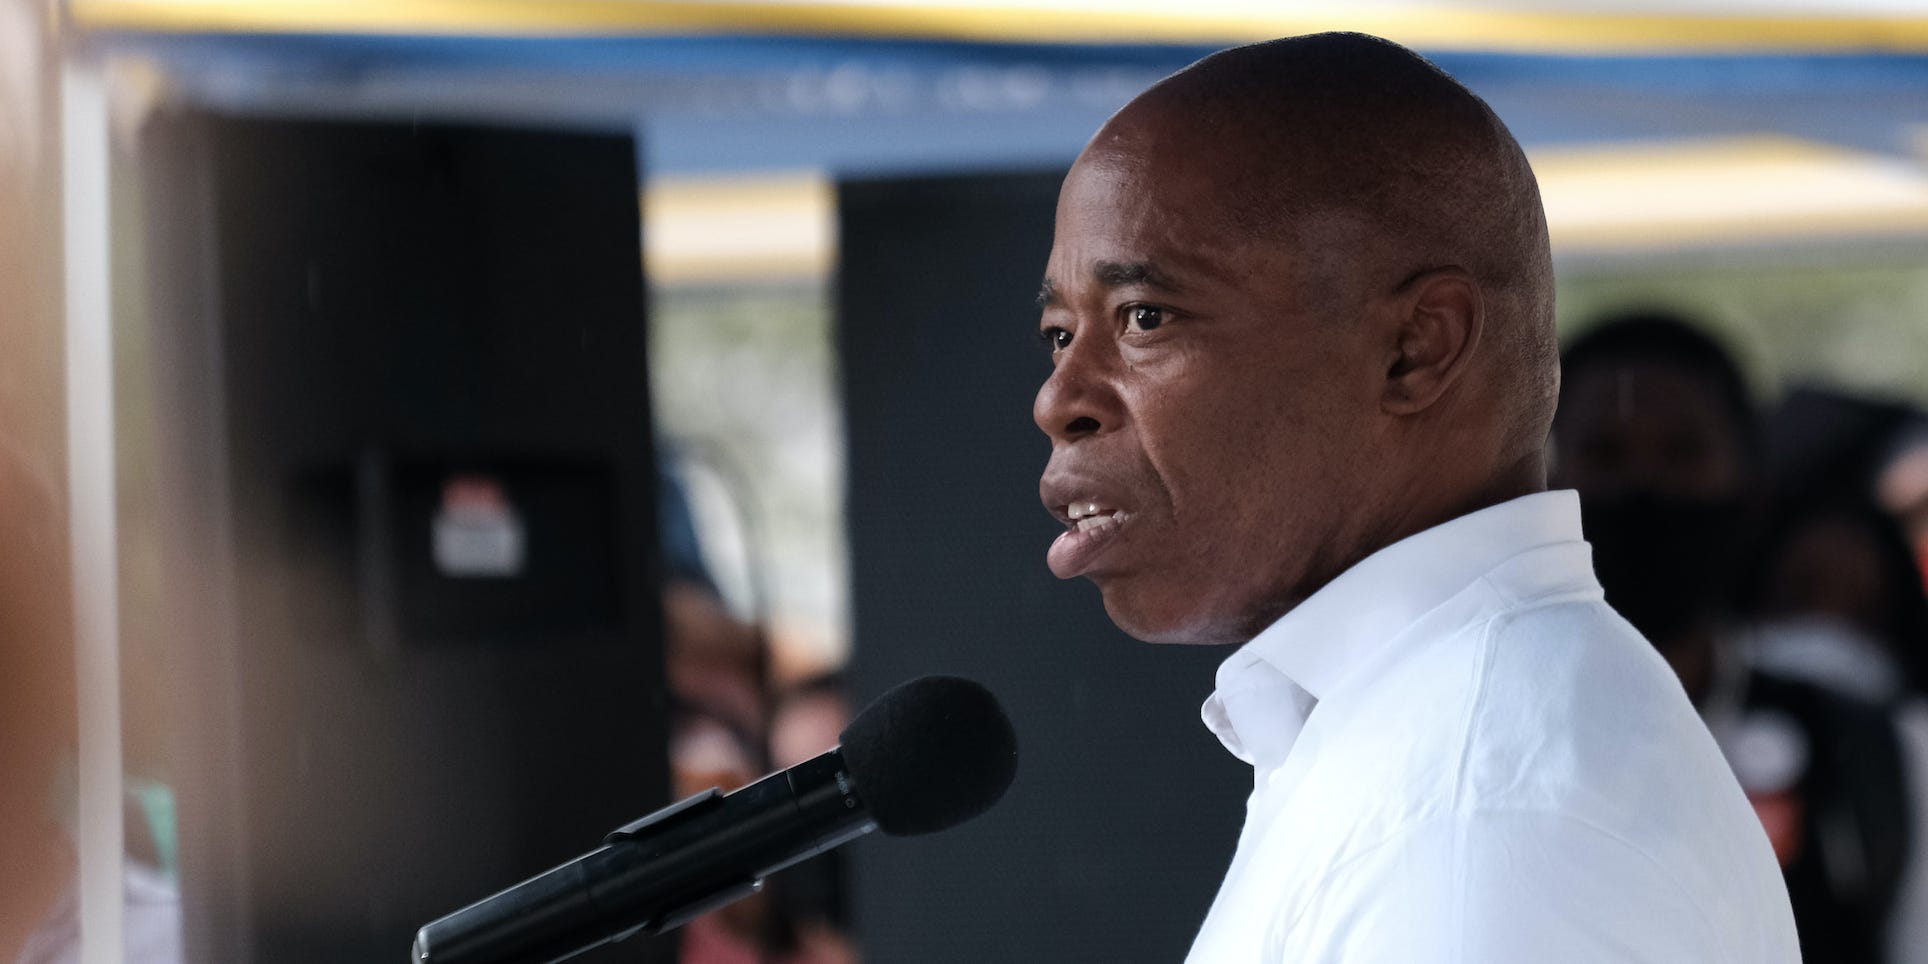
[839,675,1018,837]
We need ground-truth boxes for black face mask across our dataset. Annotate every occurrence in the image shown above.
[1581,492,1749,648]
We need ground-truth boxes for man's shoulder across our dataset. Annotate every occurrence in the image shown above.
[1473,593,1704,744]
[1337,590,1692,781]
[1303,591,1664,769]
[1323,593,1760,870]
[1287,804,1796,964]
[1461,597,1741,814]
[1228,592,1800,961]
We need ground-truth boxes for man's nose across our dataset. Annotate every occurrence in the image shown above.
[1033,345,1122,443]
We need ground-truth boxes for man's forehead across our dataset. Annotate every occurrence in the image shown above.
[1053,154,1242,254]
[1078,81,1304,178]
[1062,114,1320,249]
[1043,113,1337,306]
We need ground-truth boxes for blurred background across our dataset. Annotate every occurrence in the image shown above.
[6,1,1928,962]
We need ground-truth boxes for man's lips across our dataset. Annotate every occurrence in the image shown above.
[1041,474,1135,578]
[1046,505,1131,578]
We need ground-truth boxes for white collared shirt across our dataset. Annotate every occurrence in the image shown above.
[1185,491,1799,963]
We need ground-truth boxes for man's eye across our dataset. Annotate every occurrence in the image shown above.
[1126,305,1165,332]
[1039,326,1072,351]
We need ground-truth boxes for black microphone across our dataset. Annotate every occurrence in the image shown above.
[411,675,1018,964]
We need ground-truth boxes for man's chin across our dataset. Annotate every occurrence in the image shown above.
[1097,583,1243,646]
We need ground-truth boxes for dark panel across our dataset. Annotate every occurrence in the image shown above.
[838,172,1249,963]
[140,113,670,963]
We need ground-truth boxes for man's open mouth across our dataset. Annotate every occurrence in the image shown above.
[1066,500,1129,533]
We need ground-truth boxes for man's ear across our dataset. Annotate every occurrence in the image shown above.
[1380,267,1482,416]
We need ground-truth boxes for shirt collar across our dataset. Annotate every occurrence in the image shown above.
[1202,490,1588,767]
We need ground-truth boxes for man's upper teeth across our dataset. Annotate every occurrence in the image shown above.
[1075,514,1119,533]
[1068,500,1112,521]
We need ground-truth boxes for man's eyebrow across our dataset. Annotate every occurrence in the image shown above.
[1037,261,1189,308]
[1092,260,1186,293]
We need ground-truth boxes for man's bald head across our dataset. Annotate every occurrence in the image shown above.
[1088,33,1558,460]
[1038,33,1558,643]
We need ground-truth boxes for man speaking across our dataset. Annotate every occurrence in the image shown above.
[1034,33,1800,962]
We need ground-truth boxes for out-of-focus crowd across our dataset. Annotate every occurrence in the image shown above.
[1554,312,1928,964]
[659,466,861,964]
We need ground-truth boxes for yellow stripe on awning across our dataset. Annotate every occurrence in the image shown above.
[645,172,834,286]
[1536,136,1928,252]
[66,0,1928,54]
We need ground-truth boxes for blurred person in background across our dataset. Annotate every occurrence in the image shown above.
[764,675,854,957]
[1878,427,1928,598]
[663,578,767,742]
[1754,387,1928,700]
[668,700,854,964]
[660,463,854,964]
[1554,312,1913,964]
[668,700,773,964]
[661,460,768,742]
[767,675,849,775]
[1748,388,1928,964]
[0,451,72,957]
[0,447,184,964]
[1750,495,1928,700]
[2,1,181,957]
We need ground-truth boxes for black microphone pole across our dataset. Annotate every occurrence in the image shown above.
[413,675,1018,964]
[411,749,872,964]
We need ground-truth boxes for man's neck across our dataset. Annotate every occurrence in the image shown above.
[1366,450,1547,569]
[1230,452,1550,643]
